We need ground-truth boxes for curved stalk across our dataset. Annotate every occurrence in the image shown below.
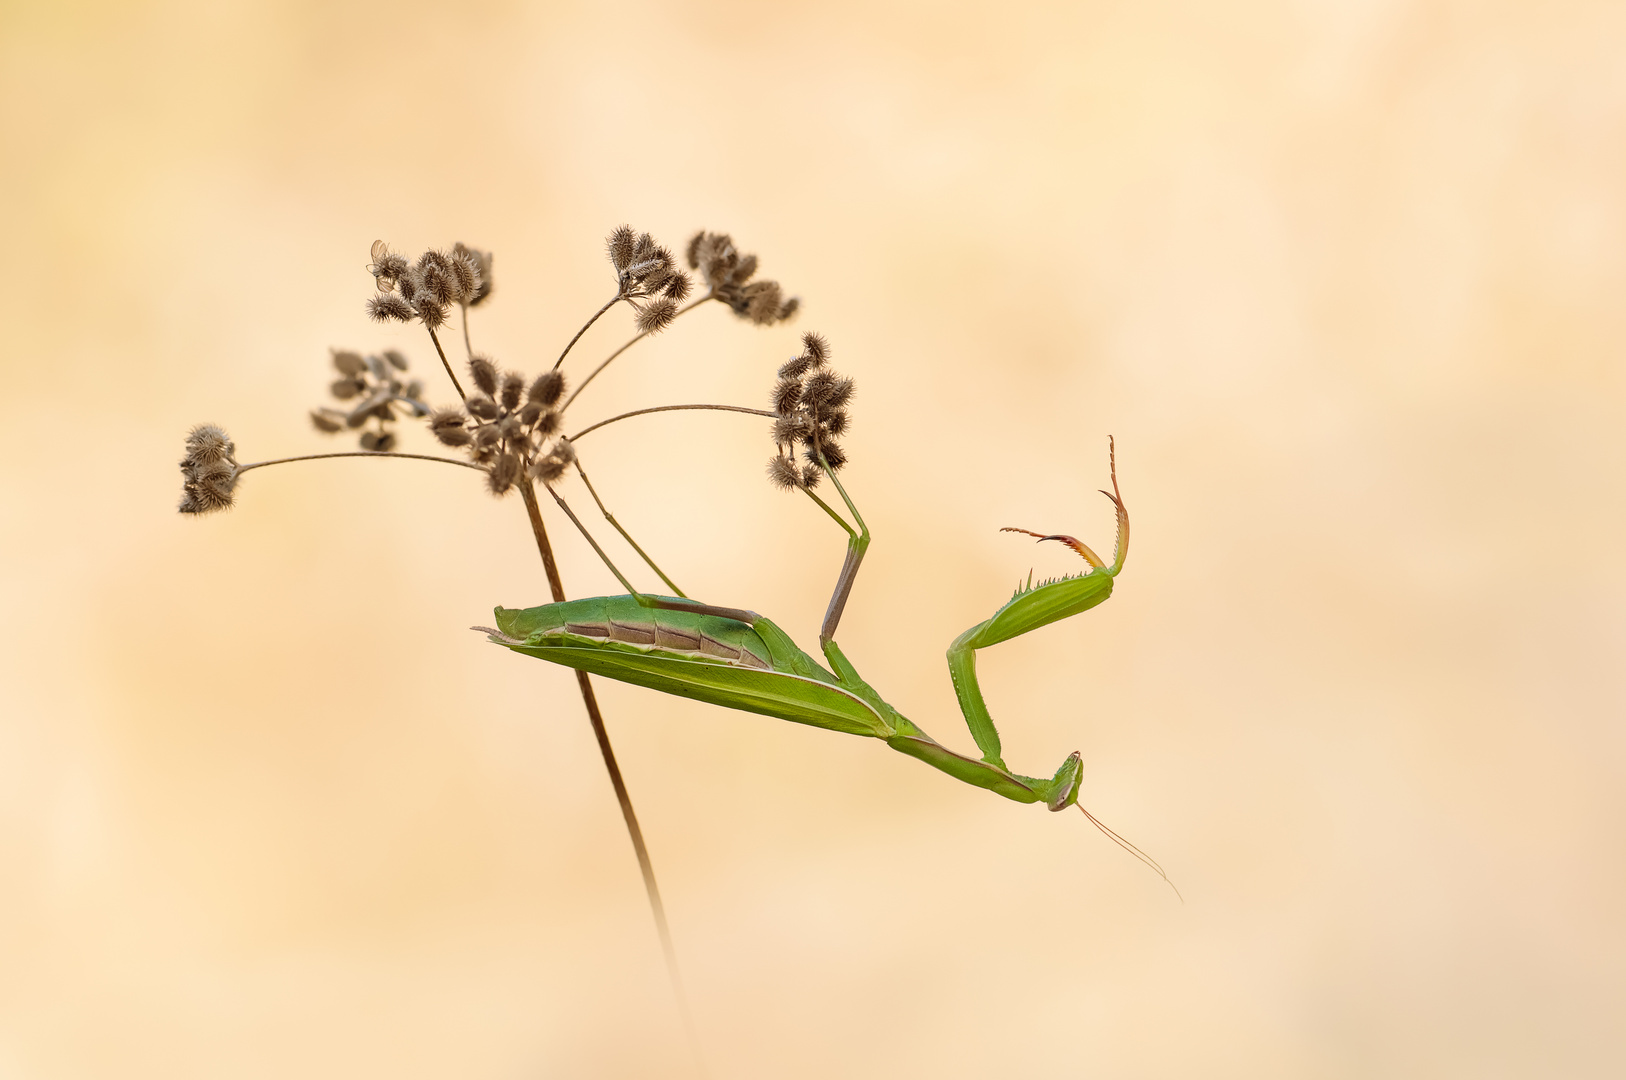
[568,403,774,443]
[236,451,485,475]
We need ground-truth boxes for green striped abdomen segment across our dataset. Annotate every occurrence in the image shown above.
[492,597,892,738]
[495,596,772,668]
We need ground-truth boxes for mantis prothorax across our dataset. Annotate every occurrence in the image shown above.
[478,438,1176,894]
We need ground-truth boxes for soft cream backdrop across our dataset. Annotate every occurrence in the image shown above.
[2,1,1623,1077]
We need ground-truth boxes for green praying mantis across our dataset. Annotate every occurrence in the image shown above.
[479,437,1176,891]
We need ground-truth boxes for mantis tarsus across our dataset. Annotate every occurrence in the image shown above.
[479,438,1177,894]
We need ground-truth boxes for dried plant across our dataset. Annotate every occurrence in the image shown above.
[176,227,801,1059]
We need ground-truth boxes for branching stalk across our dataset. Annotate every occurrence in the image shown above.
[562,294,717,410]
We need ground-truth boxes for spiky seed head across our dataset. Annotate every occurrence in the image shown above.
[801,332,829,364]
[332,350,367,376]
[368,294,416,323]
[662,270,692,301]
[471,443,497,465]
[800,463,823,488]
[772,414,811,444]
[467,355,499,395]
[466,394,499,420]
[430,405,468,435]
[821,409,849,437]
[772,377,803,415]
[414,294,446,329]
[500,372,524,410]
[178,429,239,514]
[528,370,565,406]
[448,251,478,302]
[371,239,388,262]
[518,402,543,426]
[417,248,451,274]
[686,231,705,269]
[420,264,456,306]
[607,225,636,272]
[433,424,471,448]
[473,423,502,449]
[489,452,521,496]
[310,409,344,434]
[635,297,679,334]
[454,243,494,305]
[805,369,838,406]
[742,280,783,325]
[375,252,409,282]
[179,458,238,514]
[498,414,524,439]
[728,253,758,286]
[183,424,235,465]
[778,354,814,380]
[824,376,855,411]
[812,441,847,471]
[329,378,364,400]
[776,296,800,321]
[767,453,801,490]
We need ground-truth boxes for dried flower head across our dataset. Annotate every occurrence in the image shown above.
[453,243,494,306]
[688,231,800,325]
[311,348,428,450]
[178,424,240,514]
[368,293,416,323]
[606,226,692,331]
[766,332,853,490]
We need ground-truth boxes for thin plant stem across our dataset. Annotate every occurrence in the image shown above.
[236,451,486,475]
[554,296,620,371]
[515,479,704,1073]
[573,461,688,598]
[568,403,774,442]
[460,304,473,360]
[799,485,855,537]
[426,325,466,401]
[562,294,716,411]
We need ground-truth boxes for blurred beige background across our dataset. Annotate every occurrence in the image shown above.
[3,0,1623,1076]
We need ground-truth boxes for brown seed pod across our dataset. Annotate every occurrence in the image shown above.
[468,355,499,396]
[466,394,499,421]
[636,297,679,334]
[772,378,803,415]
[368,294,416,323]
[329,378,364,400]
[778,354,814,380]
[331,350,367,377]
[528,370,565,406]
[500,372,524,411]
[767,453,801,490]
[310,409,344,434]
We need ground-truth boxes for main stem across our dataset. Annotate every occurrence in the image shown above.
[516,479,700,1060]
